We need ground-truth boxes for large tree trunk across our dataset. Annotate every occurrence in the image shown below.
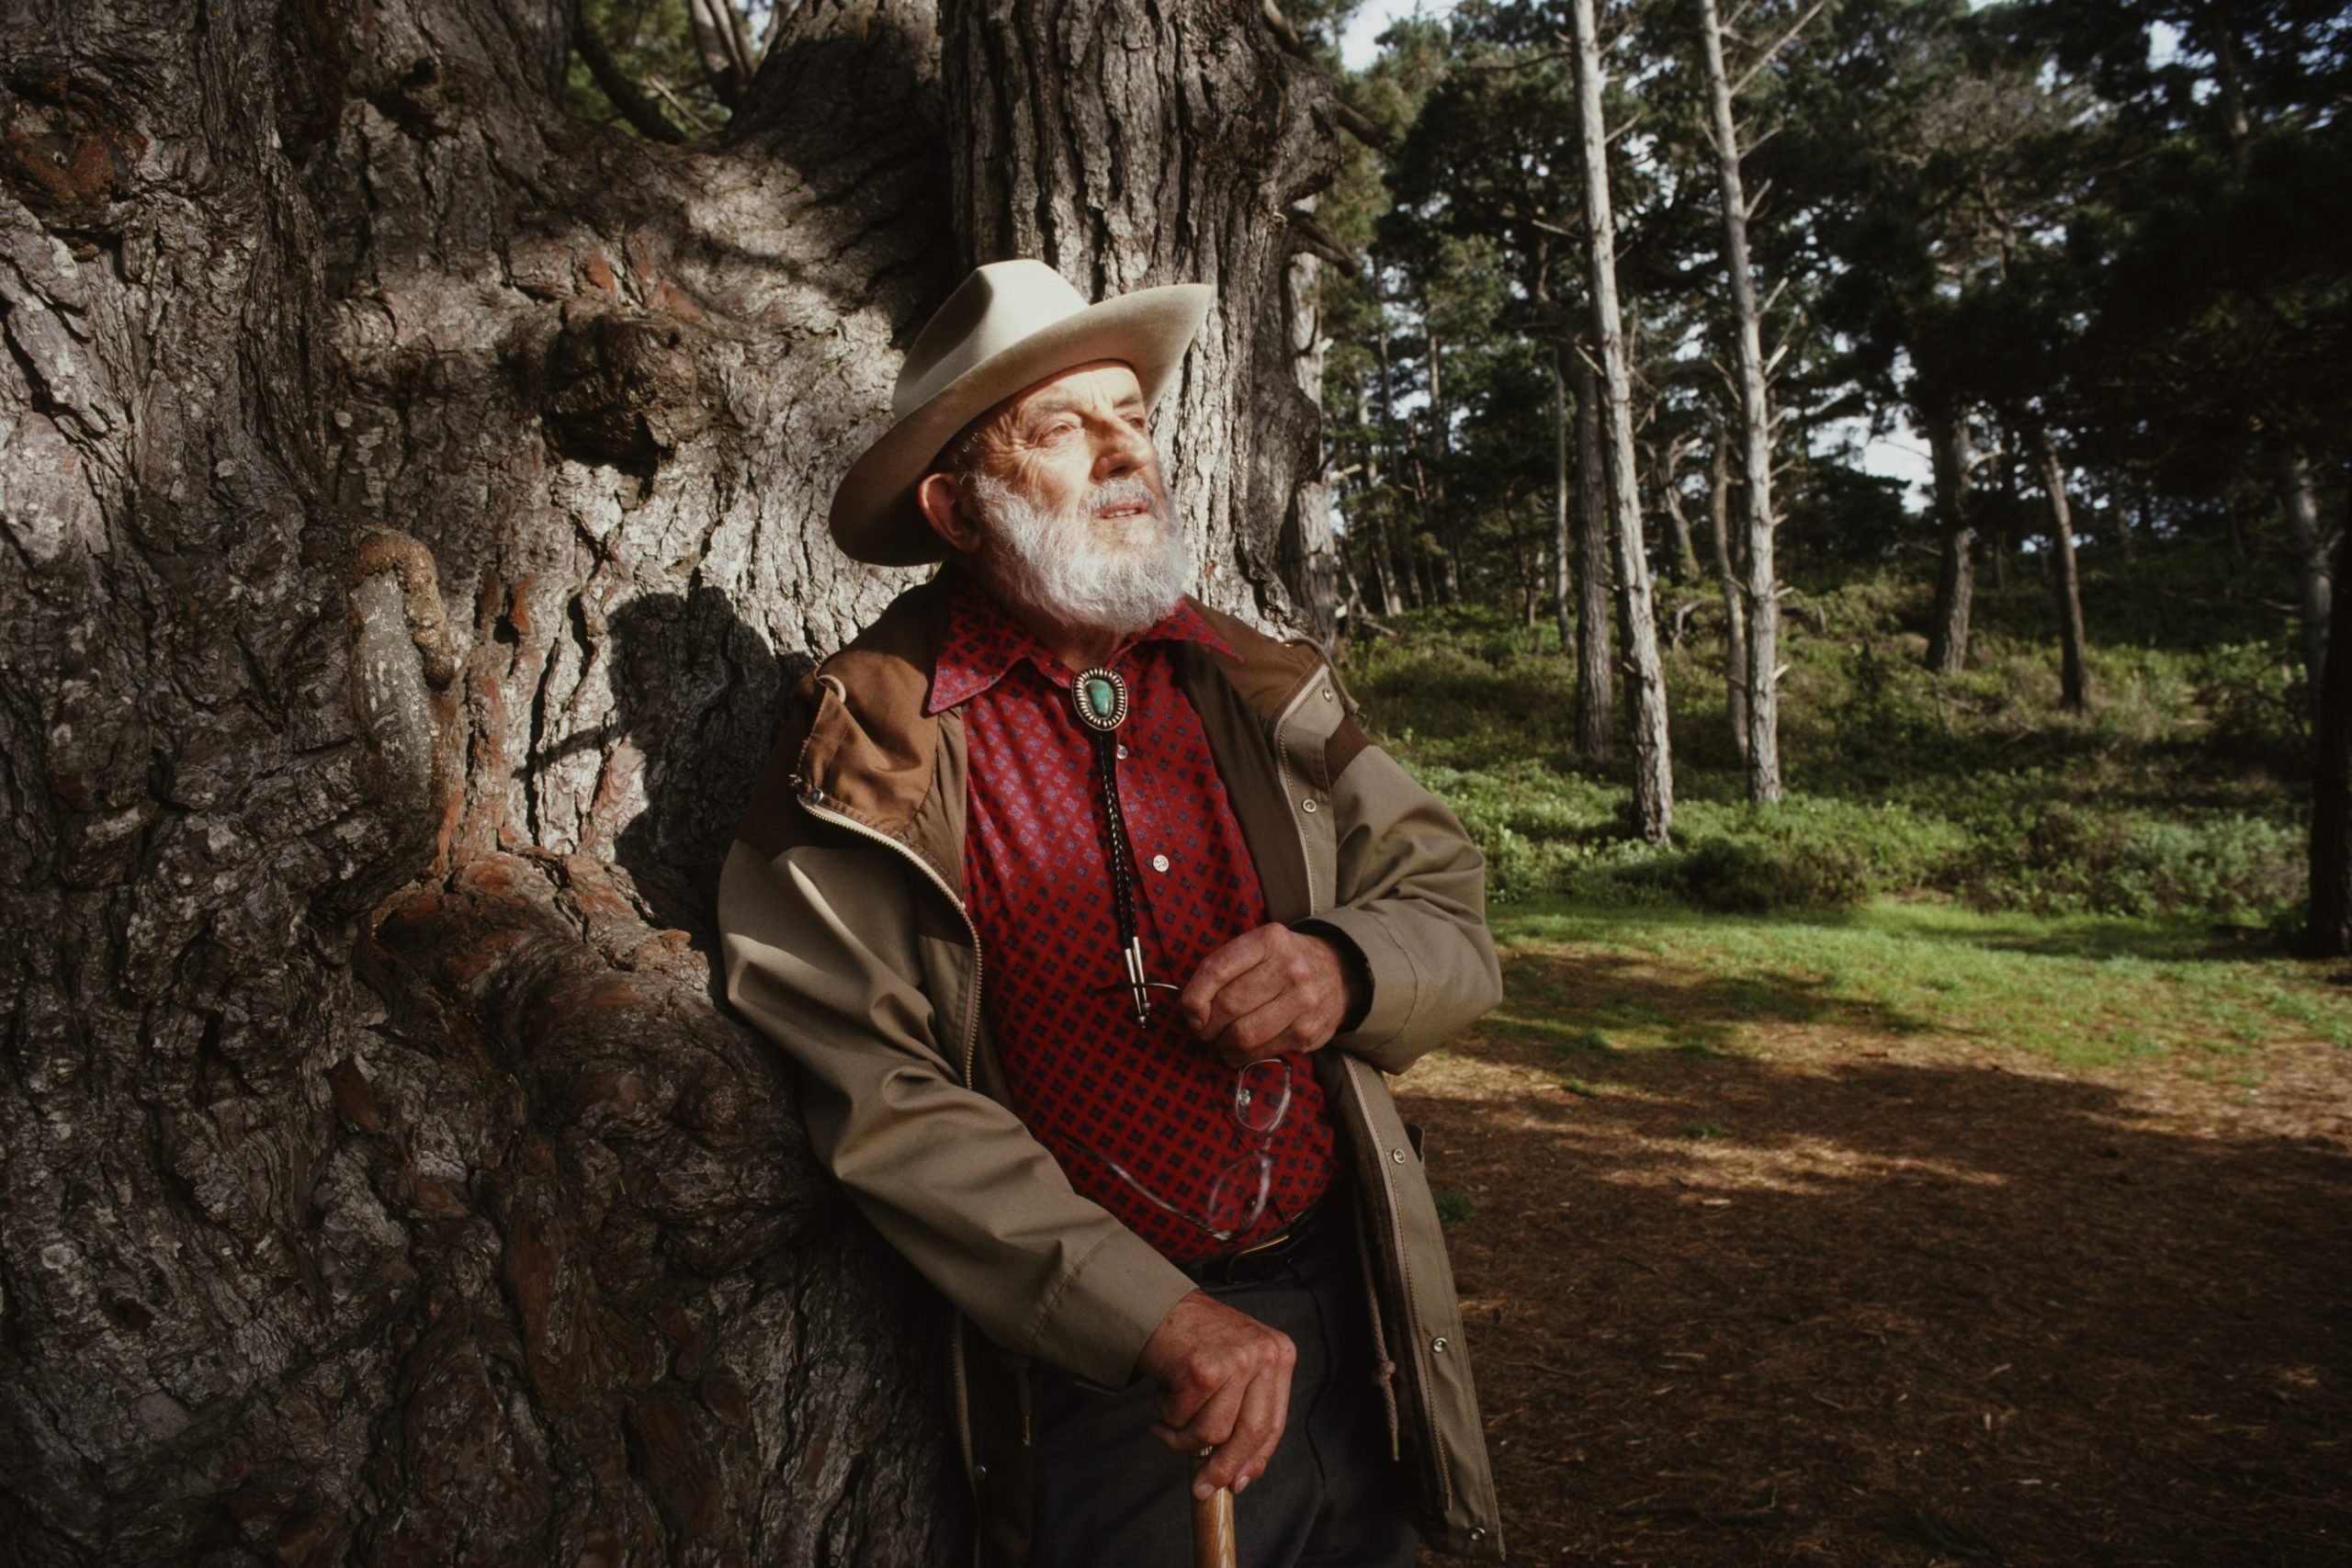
[2277,446,2333,708]
[1654,440,1702,586]
[1708,421,1751,765]
[1373,279,1419,611]
[1694,0,1780,804]
[0,0,1333,1559]
[1355,381,1402,616]
[1552,337,1576,657]
[1281,244,1340,647]
[1422,321,1464,602]
[2032,423,2093,716]
[1925,403,1979,675]
[1572,349,1616,761]
[1569,0,1672,843]
[2310,518,2352,956]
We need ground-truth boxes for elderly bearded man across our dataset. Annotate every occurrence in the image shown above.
[718,261,1505,1566]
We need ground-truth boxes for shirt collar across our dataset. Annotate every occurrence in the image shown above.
[927,570,1236,714]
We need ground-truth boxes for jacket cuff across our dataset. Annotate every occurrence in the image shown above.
[1294,919,1374,1032]
[1022,1229,1199,1390]
[1297,905,1421,1068]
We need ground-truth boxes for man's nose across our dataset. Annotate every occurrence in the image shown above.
[1094,416,1150,478]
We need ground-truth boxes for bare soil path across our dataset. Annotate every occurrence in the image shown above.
[1404,935,2352,1566]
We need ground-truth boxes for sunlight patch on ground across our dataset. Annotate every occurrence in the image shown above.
[1487,899,2352,1074]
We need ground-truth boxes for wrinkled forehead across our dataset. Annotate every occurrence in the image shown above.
[1000,359,1147,423]
[934,360,1149,475]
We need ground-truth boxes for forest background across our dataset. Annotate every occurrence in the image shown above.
[569,0,2352,939]
[2,0,2346,1562]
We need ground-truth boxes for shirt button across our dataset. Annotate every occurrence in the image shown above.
[1151,853,1170,873]
[1116,744,1129,760]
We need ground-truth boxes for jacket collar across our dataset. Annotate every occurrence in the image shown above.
[927,571,1236,714]
[793,575,1331,882]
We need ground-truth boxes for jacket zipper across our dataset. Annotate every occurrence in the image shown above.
[793,781,989,1491]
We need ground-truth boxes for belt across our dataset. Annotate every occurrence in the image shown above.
[1175,1201,1327,1288]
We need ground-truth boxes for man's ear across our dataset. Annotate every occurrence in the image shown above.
[916,471,983,555]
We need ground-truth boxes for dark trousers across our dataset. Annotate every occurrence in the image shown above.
[1027,1215,1419,1568]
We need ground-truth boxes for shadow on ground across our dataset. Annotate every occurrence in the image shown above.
[1403,955,2352,1567]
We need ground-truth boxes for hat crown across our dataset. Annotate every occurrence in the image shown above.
[893,260,1091,417]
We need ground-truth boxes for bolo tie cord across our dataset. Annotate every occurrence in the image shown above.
[1091,727,1157,1027]
[1071,666,1158,1027]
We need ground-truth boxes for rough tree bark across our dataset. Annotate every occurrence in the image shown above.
[2277,446,2333,708]
[1571,348,1615,761]
[1708,420,1750,766]
[2310,516,2352,956]
[1551,334,1575,657]
[1356,378,1401,615]
[1568,0,1671,842]
[1653,437,1702,587]
[2030,423,2092,715]
[1421,317,1463,603]
[1694,0,1780,803]
[0,0,1338,1560]
[1925,402,1979,675]
[1373,278,1420,611]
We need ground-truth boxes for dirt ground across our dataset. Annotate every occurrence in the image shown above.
[1401,947,2352,1567]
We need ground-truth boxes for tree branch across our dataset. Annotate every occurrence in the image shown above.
[574,8,687,144]
[1285,207,1359,271]
[1731,0,1833,97]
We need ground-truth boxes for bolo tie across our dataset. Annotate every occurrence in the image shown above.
[1070,666,1164,1028]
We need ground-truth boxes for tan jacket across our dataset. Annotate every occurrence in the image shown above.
[718,576,1506,1561]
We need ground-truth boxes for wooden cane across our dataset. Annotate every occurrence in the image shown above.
[1191,1449,1238,1568]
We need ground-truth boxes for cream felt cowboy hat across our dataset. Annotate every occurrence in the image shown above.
[829,259,1213,567]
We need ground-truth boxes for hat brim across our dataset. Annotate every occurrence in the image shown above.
[829,283,1214,568]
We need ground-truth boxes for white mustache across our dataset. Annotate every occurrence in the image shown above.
[1082,476,1162,520]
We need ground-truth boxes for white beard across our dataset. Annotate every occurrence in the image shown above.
[963,470,1194,640]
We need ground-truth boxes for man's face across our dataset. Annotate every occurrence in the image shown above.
[970,361,1165,537]
[946,361,1193,638]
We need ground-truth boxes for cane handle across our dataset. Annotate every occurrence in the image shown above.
[1191,1449,1238,1568]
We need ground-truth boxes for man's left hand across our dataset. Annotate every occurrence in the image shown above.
[1179,925,1362,1066]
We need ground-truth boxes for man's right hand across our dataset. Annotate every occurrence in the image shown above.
[1134,1289,1296,1499]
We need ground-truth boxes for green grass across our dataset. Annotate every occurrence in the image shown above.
[1341,564,2309,928]
[1431,1187,1478,1226]
[1488,898,2352,1070]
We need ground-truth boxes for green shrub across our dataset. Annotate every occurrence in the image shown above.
[1346,570,2307,929]
[1960,805,2303,925]
[2196,638,2308,764]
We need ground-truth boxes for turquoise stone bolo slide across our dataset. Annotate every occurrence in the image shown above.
[1072,667,1130,733]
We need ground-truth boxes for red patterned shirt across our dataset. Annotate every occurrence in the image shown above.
[932,573,1338,1262]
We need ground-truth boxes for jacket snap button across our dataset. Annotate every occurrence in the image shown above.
[973,1464,988,1483]
[1322,687,1334,702]
[1431,1337,1448,1353]
[1471,1528,1486,1540]
[1301,798,1317,814]
[1389,1146,1407,1163]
